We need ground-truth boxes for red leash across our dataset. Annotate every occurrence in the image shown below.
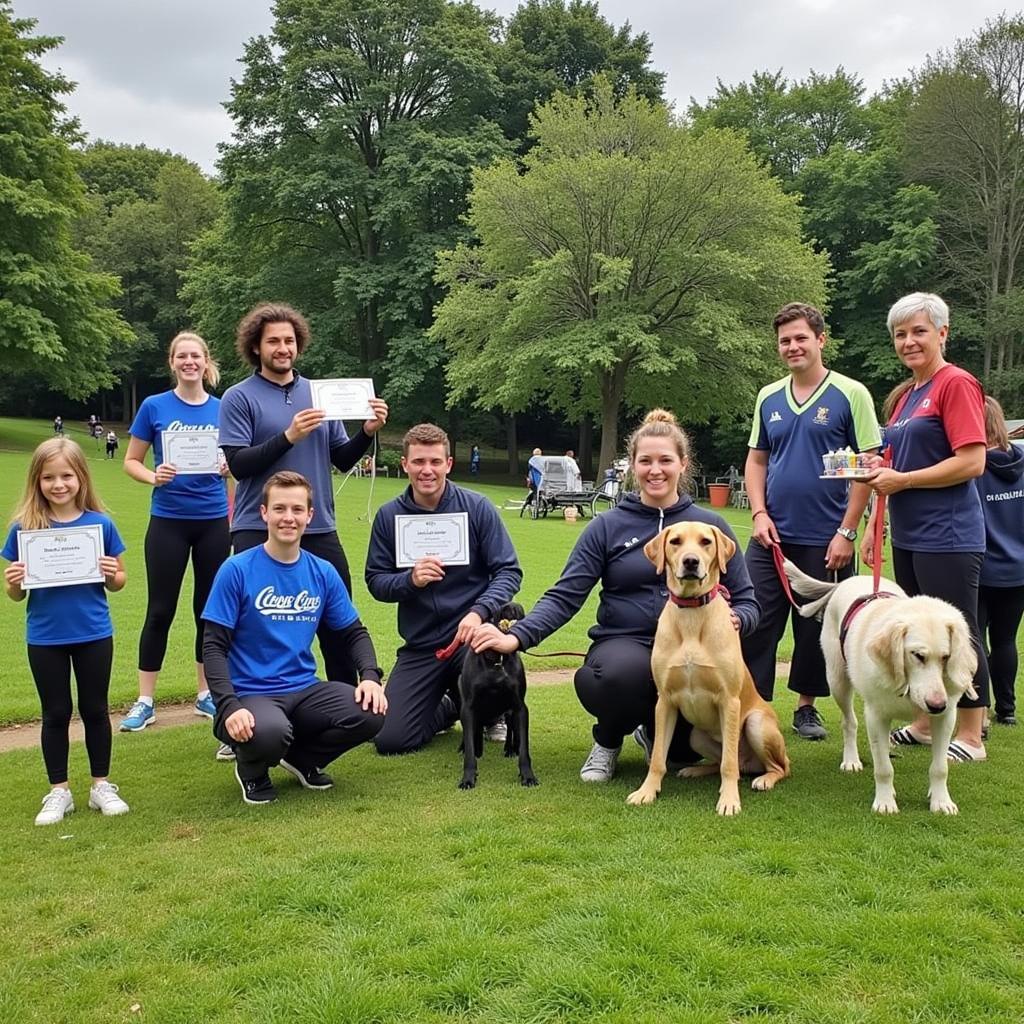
[869,447,892,595]
[771,543,801,609]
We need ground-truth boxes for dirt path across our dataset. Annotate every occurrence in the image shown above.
[0,664,791,754]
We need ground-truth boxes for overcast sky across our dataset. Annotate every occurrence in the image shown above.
[12,0,1017,173]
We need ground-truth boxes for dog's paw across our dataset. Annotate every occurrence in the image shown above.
[871,796,899,814]
[626,787,658,806]
[457,777,477,790]
[839,759,863,773]
[716,797,742,816]
[520,773,539,787]
[929,790,959,815]
[750,774,775,792]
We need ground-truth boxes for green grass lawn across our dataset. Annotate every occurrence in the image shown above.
[2,418,1023,1024]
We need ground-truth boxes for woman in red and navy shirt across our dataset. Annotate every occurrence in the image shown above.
[862,292,989,761]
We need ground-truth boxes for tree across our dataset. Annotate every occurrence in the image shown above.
[0,7,132,399]
[186,0,507,410]
[433,81,829,472]
[906,14,1024,390]
[496,0,664,148]
[73,144,222,417]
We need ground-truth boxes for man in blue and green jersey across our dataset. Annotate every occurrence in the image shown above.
[742,303,881,739]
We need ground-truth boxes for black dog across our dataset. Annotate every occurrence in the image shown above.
[457,602,538,790]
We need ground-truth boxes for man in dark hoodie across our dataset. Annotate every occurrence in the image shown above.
[366,424,523,754]
[977,396,1024,726]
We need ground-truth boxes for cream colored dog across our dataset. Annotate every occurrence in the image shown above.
[783,561,978,815]
[627,522,790,816]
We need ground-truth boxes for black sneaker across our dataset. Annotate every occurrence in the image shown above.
[234,764,278,805]
[278,759,334,790]
[793,704,827,740]
[996,713,1018,726]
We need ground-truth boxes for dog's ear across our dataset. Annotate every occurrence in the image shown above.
[945,616,978,697]
[869,621,908,687]
[643,528,669,574]
[710,526,736,575]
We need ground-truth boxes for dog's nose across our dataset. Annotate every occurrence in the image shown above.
[925,698,947,715]
[682,555,700,573]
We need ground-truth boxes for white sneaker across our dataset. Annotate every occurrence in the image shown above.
[35,787,74,826]
[484,719,508,742]
[215,742,236,762]
[88,781,129,816]
[579,742,621,782]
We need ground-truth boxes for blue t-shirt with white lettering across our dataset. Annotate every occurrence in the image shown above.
[1,511,125,646]
[218,373,350,534]
[129,391,228,520]
[201,545,358,695]
[748,371,881,544]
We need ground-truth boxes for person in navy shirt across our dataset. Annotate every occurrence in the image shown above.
[471,410,759,784]
[743,303,880,739]
[218,303,388,689]
[863,292,989,761]
[366,424,522,755]
[202,471,386,805]
[3,438,130,825]
[976,396,1024,727]
[120,332,231,737]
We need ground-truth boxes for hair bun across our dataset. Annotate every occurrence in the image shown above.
[643,408,678,427]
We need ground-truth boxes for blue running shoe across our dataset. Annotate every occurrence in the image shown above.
[119,700,155,732]
[194,693,216,719]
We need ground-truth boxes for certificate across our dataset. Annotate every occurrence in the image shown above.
[161,430,221,475]
[310,378,376,420]
[395,512,470,567]
[18,525,105,590]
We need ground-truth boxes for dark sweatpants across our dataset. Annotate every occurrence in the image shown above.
[374,646,464,755]
[892,548,990,708]
[214,681,383,781]
[978,583,1024,718]
[741,540,852,701]
[232,530,356,685]
[574,637,698,763]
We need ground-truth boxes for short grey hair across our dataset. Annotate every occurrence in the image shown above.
[886,292,949,337]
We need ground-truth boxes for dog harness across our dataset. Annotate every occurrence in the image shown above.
[668,584,731,608]
[839,591,899,662]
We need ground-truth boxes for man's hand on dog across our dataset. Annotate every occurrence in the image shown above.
[470,623,521,654]
[411,557,445,588]
[751,512,780,548]
[454,611,483,647]
[354,678,388,714]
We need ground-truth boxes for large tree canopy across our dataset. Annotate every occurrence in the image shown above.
[433,81,828,471]
[0,6,131,399]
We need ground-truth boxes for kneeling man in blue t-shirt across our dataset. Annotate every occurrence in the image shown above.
[202,471,387,805]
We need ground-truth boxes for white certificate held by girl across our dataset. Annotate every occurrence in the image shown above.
[18,524,105,590]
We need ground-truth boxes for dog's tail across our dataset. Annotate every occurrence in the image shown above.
[782,559,837,620]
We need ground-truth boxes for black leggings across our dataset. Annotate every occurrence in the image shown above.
[978,584,1024,717]
[139,515,230,670]
[232,529,356,685]
[28,637,113,784]
[891,547,990,708]
[574,637,698,762]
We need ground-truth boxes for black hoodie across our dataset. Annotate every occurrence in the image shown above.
[977,443,1024,586]
[510,492,759,651]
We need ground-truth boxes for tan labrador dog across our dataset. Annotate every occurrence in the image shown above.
[627,522,790,816]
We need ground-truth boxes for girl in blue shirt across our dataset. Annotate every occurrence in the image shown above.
[2,438,129,825]
[120,332,231,743]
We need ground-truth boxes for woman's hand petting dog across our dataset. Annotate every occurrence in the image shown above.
[470,623,521,654]
[453,611,483,647]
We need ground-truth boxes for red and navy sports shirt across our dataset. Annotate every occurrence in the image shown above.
[885,364,985,553]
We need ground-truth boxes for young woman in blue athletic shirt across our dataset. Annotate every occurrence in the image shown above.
[471,410,759,783]
[3,439,129,825]
[120,332,231,744]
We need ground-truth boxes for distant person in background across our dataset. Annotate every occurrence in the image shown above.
[565,449,582,490]
[104,431,118,460]
[469,445,481,476]
[975,396,1024,727]
[88,414,99,431]
[53,416,63,436]
[120,332,231,746]
[524,447,543,510]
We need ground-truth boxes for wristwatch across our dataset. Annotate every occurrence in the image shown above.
[835,526,857,541]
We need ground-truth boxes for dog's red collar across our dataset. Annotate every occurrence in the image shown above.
[839,591,899,661]
[668,583,731,608]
